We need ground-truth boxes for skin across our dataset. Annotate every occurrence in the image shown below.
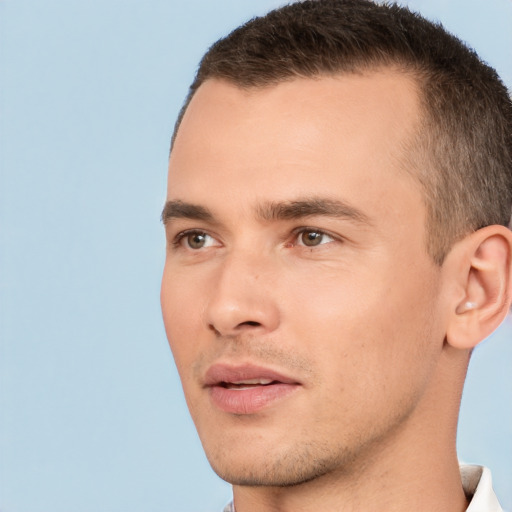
[161,73,490,512]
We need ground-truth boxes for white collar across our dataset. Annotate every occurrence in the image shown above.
[461,465,503,512]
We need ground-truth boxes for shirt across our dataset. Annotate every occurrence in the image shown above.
[222,465,503,512]
[463,465,503,512]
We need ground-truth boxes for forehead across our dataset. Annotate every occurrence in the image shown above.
[168,72,423,226]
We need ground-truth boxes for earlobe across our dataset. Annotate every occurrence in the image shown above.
[446,225,512,350]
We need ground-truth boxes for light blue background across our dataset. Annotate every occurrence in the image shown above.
[1,1,511,511]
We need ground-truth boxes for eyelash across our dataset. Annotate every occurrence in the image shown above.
[289,227,336,247]
[171,229,215,249]
[171,227,339,251]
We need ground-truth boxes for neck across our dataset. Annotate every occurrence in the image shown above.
[232,347,470,512]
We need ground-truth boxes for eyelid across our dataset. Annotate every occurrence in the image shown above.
[289,226,340,247]
[171,228,222,249]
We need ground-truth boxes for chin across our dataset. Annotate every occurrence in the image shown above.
[205,441,348,488]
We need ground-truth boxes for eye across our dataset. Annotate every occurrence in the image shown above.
[174,230,220,250]
[296,229,335,247]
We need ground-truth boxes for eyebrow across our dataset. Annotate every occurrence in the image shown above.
[161,197,371,226]
[256,198,372,225]
[161,200,214,224]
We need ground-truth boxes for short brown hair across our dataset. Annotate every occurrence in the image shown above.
[171,0,512,264]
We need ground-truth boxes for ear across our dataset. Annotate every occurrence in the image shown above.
[445,225,512,350]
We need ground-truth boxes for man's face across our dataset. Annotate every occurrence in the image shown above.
[161,73,448,486]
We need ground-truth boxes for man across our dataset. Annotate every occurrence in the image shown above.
[160,1,512,510]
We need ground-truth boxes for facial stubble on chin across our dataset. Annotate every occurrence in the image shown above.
[207,396,423,489]
[189,335,334,487]
[208,438,357,488]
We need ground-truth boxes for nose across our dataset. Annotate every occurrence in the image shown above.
[204,250,280,337]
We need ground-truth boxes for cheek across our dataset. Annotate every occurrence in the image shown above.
[283,259,441,401]
[161,264,205,371]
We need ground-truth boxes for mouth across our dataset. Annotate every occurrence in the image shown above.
[218,378,277,390]
[204,364,301,414]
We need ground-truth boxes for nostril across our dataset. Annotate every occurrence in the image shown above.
[208,320,262,337]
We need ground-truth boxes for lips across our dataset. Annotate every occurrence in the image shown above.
[204,364,301,414]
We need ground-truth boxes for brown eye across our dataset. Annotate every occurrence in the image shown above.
[173,230,220,251]
[300,230,324,247]
[186,232,208,249]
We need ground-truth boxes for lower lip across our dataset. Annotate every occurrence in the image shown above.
[209,383,299,414]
